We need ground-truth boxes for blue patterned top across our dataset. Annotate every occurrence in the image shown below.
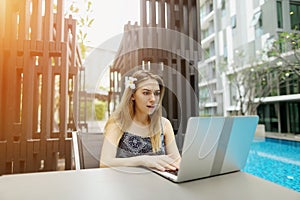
[116,131,166,158]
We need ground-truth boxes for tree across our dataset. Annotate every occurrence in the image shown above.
[224,51,281,116]
[226,32,300,116]
[65,0,95,59]
[266,32,300,77]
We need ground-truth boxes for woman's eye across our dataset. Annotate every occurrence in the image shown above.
[154,91,160,96]
[142,91,160,96]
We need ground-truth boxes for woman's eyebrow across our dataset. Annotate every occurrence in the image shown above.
[142,88,160,91]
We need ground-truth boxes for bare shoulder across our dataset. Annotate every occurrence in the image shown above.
[104,120,122,141]
[105,121,118,133]
[161,117,171,127]
[161,117,174,133]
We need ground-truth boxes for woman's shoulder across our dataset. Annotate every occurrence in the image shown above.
[160,117,174,137]
[104,118,121,134]
[161,117,172,127]
[104,118,116,128]
[161,116,167,123]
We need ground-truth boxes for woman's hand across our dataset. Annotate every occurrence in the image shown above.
[139,155,179,171]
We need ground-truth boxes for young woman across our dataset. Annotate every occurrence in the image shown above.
[100,70,181,171]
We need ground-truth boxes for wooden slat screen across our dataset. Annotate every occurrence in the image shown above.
[0,0,82,174]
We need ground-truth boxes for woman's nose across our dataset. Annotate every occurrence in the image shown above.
[149,93,155,101]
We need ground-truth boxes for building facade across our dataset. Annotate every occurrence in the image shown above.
[199,0,300,134]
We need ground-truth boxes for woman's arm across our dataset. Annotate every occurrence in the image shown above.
[100,122,179,171]
[100,122,137,167]
[162,117,181,166]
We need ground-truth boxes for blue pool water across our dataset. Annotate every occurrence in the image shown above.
[243,138,300,192]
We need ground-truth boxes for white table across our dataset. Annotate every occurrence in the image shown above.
[0,167,299,200]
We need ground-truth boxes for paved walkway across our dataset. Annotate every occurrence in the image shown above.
[266,132,300,142]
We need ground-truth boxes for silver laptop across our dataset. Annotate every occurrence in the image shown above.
[152,116,259,183]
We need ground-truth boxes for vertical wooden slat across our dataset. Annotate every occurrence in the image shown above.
[158,0,165,28]
[167,0,173,51]
[0,142,7,174]
[45,140,53,171]
[20,140,26,164]
[23,40,35,140]
[64,139,72,170]
[4,1,18,172]
[53,139,59,169]
[150,0,156,27]
[0,1,9,174]
[31,0,43,41]
[188,0,194,53]
[14,71,22,125]
[59,42,68,154]
[0,0,5,142]
[0,0,5,37]
[18,0,31,41]
[179,0,185,53]
[169,0,175,29]
[73,72,79,131]
[33,72,40,137]
[33,140,40,171]
[5,161,12,174]
[41,0,53,141]
[13,142,20,173]
[55,0,64,45]
[26,140,34,172]
[70,18,77,71]
[44,0,54,42]
[140,0,147,27]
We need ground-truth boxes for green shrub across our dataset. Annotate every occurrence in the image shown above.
[80,100,107,120]
[94,100,107,120]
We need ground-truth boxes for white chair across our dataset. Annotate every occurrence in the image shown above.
[72,131,104,170]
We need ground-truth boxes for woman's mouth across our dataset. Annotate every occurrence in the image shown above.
[147,105,156,114]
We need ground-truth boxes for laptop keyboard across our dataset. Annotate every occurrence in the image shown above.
[165,169,178,176]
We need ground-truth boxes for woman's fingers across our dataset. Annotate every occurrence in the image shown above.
[141,155,180,171]
[155,155,178,171]
[162,155,180,168]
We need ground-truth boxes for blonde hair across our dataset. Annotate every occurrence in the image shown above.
[105,70,165,152]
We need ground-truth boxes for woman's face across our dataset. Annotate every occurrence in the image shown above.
[132,78,161,116]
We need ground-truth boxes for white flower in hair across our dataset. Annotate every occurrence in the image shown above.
[125,76,137,89]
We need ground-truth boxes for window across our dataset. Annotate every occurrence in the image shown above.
[223,45,228,60]
[279,80,287,95]
[221,0,226,16]
[229,82,237,106]
[200,5,206,20]
[251,11,262,27]
[210,41,215,57]
[257,104,279,132]
[202,29,209,38]
[221,0,225,10]
[204,48,210,59]
[277,1,283,28]
[231,15,237,29]
[290,1,300,30]
[252,11,263,37]
[289,74,300,94]
[288,102,300,133]
[209,3,213,12]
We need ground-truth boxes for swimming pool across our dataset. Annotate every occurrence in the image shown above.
[243,137,300,192]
